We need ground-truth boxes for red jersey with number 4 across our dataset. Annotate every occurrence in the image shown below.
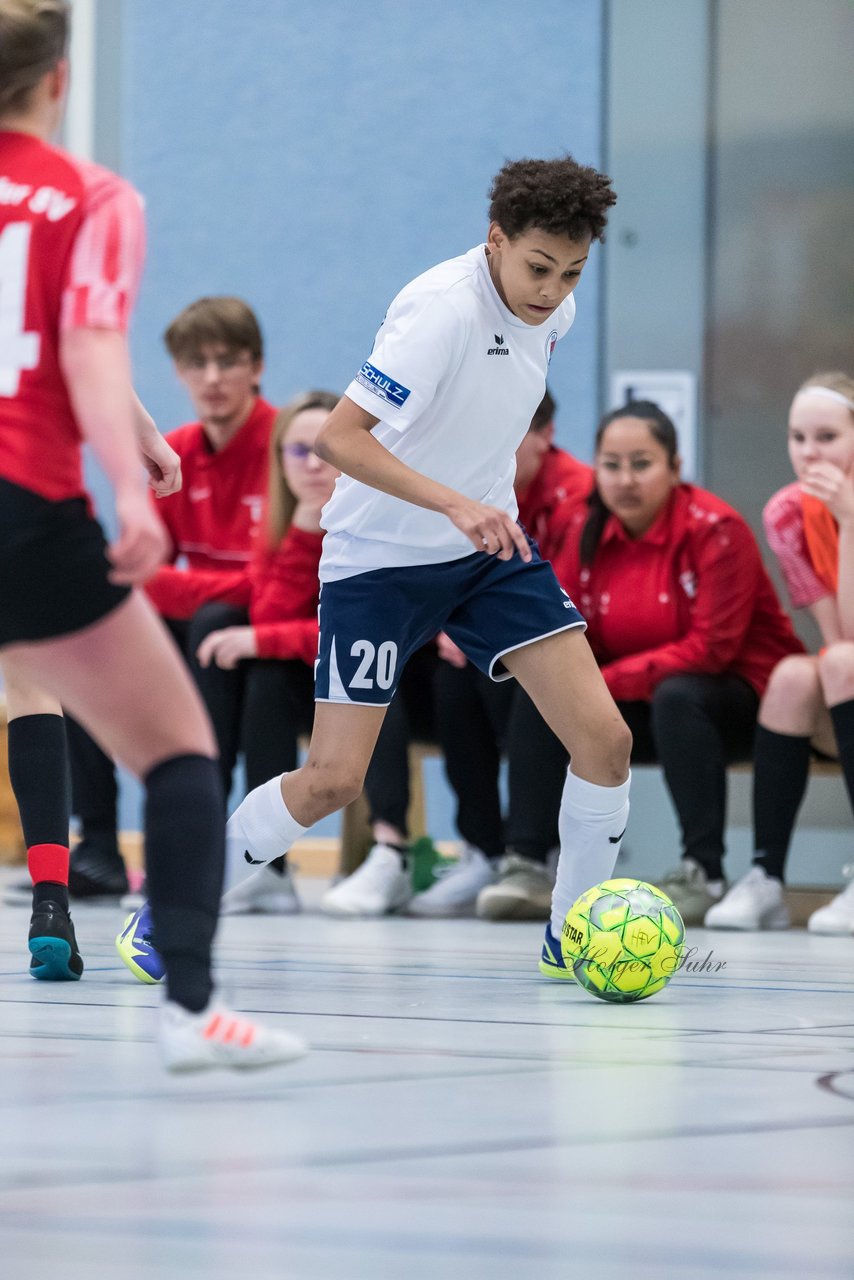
[0,130,145,501]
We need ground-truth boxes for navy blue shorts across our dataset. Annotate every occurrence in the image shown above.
[315,541,586,706]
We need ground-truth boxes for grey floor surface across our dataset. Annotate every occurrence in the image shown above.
[1,869,853,1280]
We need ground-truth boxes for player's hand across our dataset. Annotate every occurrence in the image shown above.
[436,631,468,668]
[108,488,169,584]
[140,432,182,497]
[801,462,854,526]
[445,497,532,562]
[196,627,258,670]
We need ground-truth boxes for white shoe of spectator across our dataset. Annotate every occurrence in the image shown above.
[321,844,412,917]
[159,1000,307,1073]
[704,865,790,930]
[220,860,301,916]
[808,866,854,935]
[408,844,495,918]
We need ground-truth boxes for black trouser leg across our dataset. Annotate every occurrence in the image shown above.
[433,661,514,859]
[364,694,411,836]
[64,714,120,854]
[504,686,566,864]
[649,673,759,881]
[240,659,316,792]
[364,646,440,837]
[184,602,249,796]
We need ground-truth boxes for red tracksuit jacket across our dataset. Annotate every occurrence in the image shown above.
[552,483,804,701]
[516,446,593,562]
[144,397,276,618]
[146,523,322,665]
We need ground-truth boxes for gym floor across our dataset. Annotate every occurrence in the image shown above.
[1,869,852,1280]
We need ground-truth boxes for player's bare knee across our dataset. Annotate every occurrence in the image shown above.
[766,655,821,715]
[303,760,363,814]
[817,642,854,704]
[607,717,633,779]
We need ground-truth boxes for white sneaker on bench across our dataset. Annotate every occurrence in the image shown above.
[808,866,854,935]
[321,844,412,917]
[704,865,789,930]
[408,844,494,918]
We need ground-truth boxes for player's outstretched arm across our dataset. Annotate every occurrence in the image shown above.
[316,396,530,562]
[59,327,168,584]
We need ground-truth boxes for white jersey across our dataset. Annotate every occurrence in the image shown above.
[319,244,575,582]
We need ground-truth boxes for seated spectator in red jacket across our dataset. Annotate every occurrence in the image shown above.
[706,371,854,934]
[422,389,594,921]
[505,400,804,926]
[64,297,275,898]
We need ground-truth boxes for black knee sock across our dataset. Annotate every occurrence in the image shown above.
[144,754,225,1013]
[8,714,71,910]
[829,699,854,814]
[8,714,70,847]
[752,725,811,883]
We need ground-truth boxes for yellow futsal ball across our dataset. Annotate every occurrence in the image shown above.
[561,877,685,1002]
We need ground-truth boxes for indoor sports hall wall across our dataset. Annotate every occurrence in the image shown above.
[118,0,606,457]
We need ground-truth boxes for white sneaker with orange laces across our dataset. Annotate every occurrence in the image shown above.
[158,1000,308,1073]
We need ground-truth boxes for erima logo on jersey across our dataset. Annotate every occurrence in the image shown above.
[488,333,509,356]
[356,362,411,409]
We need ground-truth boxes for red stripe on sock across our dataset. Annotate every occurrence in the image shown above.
[28,843,70,887]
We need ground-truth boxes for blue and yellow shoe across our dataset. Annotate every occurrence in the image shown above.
[539,922,575,981]
[29,900,84,981]
[116,903,165,984]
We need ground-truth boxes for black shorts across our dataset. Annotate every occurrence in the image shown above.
[0,477,130,647]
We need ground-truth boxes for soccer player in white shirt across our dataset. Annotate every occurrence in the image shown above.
[221,157,631,975]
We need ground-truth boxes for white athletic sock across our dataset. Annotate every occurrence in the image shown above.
[225,775,308,887]
[551,767,631,937]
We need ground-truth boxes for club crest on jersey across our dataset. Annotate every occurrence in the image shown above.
[546,329,559,364]
[356,362,411,409]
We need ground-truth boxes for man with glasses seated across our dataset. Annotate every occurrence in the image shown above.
[62,298,275,902]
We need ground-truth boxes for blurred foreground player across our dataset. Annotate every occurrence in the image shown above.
[0,0,305,1070]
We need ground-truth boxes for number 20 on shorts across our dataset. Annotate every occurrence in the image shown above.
[349,640,399,691]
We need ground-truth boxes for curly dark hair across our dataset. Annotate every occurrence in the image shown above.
[488,156,616,243]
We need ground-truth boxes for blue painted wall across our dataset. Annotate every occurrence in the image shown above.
[121,0,605,456]
[104,0,606,833]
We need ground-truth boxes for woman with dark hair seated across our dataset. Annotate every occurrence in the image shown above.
[503,401,803,925]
